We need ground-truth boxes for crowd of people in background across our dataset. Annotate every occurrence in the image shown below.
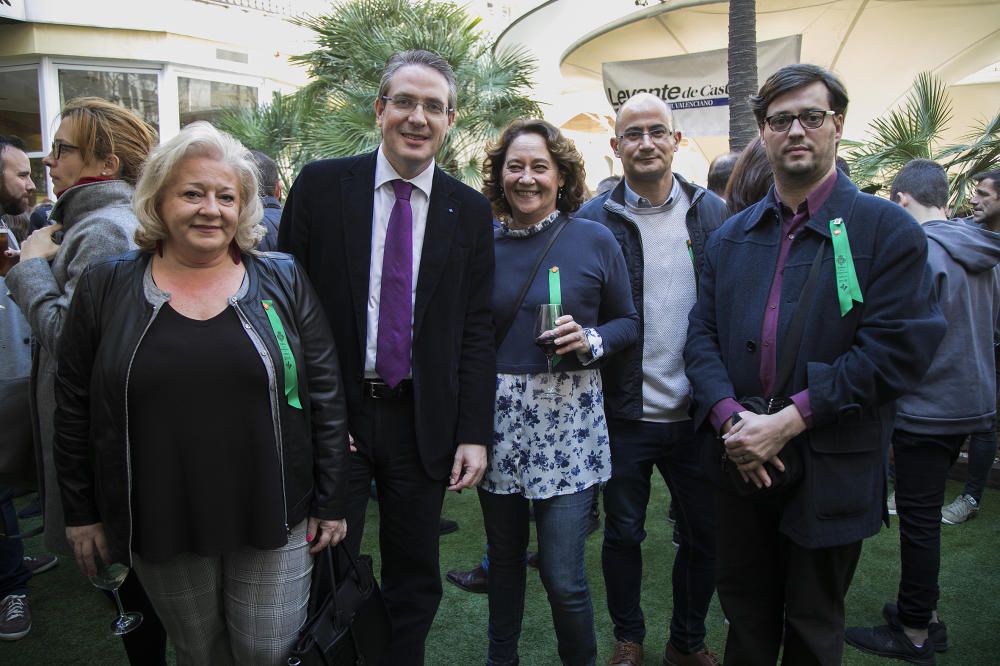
[0,48,997,666]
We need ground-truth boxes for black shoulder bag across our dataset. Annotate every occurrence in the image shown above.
[287,544,390,666]
[723,240,826,498]
[494,218,570,349]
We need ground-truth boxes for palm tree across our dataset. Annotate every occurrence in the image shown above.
[221,0,541,187]
[727,0,759,152]
[217,89,320,194]
[842,72,999,212]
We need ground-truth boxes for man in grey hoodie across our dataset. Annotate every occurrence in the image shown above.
[846,159,1000,665]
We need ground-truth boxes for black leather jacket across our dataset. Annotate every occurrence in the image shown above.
[54,250,349,564]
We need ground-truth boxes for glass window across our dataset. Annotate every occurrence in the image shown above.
[0,68,42,152]
[29,158,48,207]
[58,69,159,131]
[177,77,258,127]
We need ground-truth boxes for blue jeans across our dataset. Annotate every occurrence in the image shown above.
[602,419,716,653]
[0,487,31,598]
[479,486,597,666]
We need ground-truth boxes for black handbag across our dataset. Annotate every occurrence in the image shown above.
[287,545,390,666]
[724,397,804,498]
[721,242,825,499]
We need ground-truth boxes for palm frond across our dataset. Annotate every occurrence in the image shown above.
[844,71,952,191]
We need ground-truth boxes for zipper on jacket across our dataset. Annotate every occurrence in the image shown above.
[122,303,164,566]
[232,297,290,535]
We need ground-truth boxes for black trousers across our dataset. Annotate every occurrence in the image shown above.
[716,489,861,666]
[892,429,965,629]
[114,569,167,665]
[342,387,446,666]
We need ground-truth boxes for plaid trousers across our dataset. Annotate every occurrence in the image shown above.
[132,520,312,666]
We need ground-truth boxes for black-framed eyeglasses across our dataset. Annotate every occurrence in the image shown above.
[763,109,836,133]
[50,140,80,160]
[380,95,452,117]
[617,126,672,145]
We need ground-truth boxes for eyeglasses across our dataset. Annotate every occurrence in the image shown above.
[50,140,80,160]
[380,95,452,117]
[763,109,836,133]
[617,126,672,145]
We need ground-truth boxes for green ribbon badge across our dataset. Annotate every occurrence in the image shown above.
[548,266,562,367]
[829,218,863,317]
[262,300,302,410]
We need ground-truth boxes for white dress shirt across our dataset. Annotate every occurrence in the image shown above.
[363,145,434,377]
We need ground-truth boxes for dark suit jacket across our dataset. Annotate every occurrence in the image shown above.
[278,151,496,480]
[684,176,946,548]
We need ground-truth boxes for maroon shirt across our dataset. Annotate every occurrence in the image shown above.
[709,171,838,433]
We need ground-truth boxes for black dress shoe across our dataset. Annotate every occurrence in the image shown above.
[446,565,488,593]
[845,624,935,665]
[525,551,540,569]
[883,602,948,652]
[439,518,459,535]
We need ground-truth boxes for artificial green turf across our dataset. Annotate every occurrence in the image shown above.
[3,479,998,664]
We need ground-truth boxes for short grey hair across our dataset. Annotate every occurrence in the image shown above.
[133,122,265,253]
[378,49,457,111]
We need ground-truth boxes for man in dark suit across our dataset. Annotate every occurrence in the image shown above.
[684,64,945,665]
[278,50,495,665]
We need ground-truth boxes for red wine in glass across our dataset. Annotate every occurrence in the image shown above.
[534,304,563,398]
[535,334,557,359]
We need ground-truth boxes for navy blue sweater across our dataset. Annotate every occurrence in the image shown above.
[494,214,639,374]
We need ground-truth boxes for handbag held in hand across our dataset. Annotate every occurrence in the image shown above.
[287,544,390,666]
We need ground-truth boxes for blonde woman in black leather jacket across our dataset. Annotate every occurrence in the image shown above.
[55,122,349,666]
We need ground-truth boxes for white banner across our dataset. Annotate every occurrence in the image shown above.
[602,35,802,137]
[0,0,26,22]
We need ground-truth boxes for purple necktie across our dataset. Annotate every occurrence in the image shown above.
[376,179,414,388]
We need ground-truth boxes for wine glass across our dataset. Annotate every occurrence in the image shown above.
[89,560,143,635]
[534,303,564,399]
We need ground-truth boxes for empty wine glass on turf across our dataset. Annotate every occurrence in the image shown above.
[89,559,143,635]
[534,303,564,399]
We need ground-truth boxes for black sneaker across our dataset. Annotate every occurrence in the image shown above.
[23,554,58,576]
[0,594,30,641]
[883,602,948,652]
[845,624,935,665]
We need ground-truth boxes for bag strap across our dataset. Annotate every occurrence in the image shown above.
[774,188,862,395]
[306,545,337,618]
[494,218,570,349]
[773,242,825,395]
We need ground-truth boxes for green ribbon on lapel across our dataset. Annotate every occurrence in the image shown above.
[262,300,302,410]
[549,266,562,367]
[829,218,863,316]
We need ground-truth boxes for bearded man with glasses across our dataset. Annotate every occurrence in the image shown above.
[684,64,946,665]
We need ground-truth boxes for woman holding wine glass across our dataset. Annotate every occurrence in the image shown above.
[53,122,349,665]
[479,118,638,666]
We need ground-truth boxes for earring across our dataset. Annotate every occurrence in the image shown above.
[499,186,505,199]
[558,187,563,202]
